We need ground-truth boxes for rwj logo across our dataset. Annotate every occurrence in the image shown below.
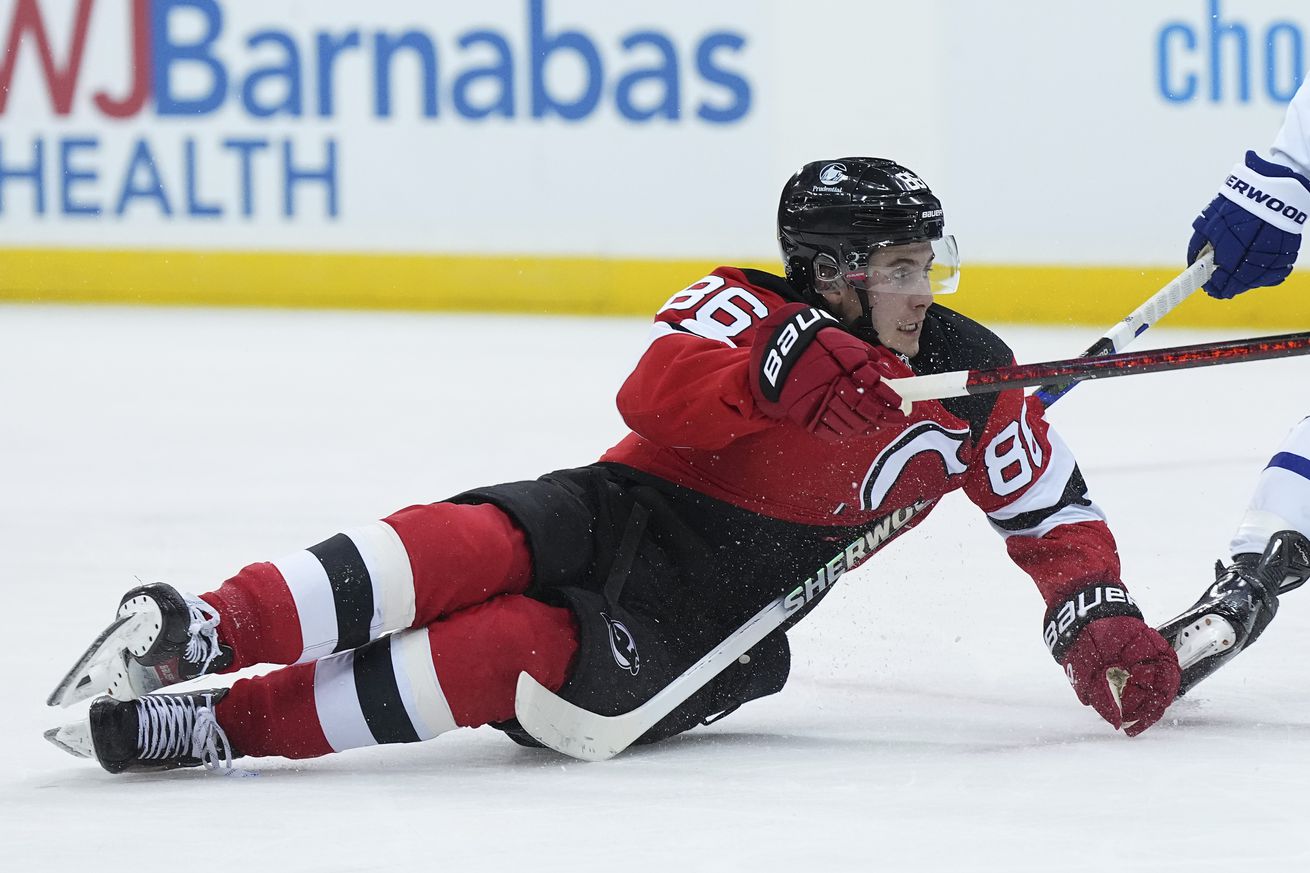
[0,0,753,220]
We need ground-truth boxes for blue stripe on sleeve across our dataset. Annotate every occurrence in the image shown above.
[1267,452,1310,481]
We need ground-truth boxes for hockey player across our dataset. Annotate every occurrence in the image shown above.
[1157,77,1310,692]
[47,158,1182,774]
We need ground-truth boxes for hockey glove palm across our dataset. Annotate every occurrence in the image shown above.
[749,303,907,441]
[1044,585,1180,736]
[1188,151,1310,298]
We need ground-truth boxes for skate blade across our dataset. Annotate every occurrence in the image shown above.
[47,613,150,708]
[44,718,94,759]
[1171,613,1238,671]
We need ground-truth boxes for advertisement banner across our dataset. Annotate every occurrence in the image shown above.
[2,0,1307,326]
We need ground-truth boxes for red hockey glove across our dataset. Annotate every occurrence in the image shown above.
[749,303,907,441]
[1044,584,1181,737]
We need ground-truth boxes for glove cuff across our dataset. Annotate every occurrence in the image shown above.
[1215,151,1310,234]
[1042,583,1143,662]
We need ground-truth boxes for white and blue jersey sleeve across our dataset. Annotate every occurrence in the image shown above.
[1230,416,1310,555]
[1271,75,1310,176]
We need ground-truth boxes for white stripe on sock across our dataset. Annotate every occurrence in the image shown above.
[344,520,417,639]
[273,550,339,664]
[312,650,376,752]
[391,628,458,740]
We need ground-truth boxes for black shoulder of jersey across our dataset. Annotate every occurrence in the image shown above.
[738,268,811,305]
[913,304,1016,440]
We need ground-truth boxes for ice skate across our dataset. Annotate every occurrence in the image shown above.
[1158,529,1310,696]
[46,689,236,773]
[48,583,233,708]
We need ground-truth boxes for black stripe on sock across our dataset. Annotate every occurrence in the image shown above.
[352,636,421,745]
[308,533,375,652]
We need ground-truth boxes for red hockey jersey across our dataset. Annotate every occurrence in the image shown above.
[600,266,1121,607]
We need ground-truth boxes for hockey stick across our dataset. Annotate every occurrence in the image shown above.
[885,330,1310,413]
[518,332,1310,760]
[512,509,915,762]
[516,591,795,761]
[1033,250,1215,407]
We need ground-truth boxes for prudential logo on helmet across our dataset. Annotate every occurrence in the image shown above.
[819,163,848,185]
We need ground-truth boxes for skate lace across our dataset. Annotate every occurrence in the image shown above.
[182,594,223,674]
[138,694,234,771]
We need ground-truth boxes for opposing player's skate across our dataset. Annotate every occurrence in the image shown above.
[1158,529,1310,696]
[47,583,233,708]
[45,689,236,772]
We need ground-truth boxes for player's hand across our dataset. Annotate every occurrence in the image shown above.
[1188,150,1310,299]
[1061,616,1180,736]
[1043,584,1180,736]
[750,303,907,440]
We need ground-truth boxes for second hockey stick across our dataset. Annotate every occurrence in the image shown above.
[1034,250,1215,407]
[886,330,1310,412]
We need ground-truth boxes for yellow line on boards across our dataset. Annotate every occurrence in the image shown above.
[951,264,1310,331]
[0,249,716,316]
[1,248,1308,329]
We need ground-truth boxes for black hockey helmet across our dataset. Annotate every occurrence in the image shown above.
[777,157,955,298]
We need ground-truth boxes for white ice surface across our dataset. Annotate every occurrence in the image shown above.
[2,304,1309,872]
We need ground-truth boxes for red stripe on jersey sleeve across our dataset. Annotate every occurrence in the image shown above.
[962,387,1123,600]
[1004,519,1122,607]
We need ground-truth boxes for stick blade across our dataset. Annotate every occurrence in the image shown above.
[513,672,633,762]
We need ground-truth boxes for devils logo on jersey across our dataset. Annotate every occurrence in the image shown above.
[602,612,640,675]
[859,421,970,512]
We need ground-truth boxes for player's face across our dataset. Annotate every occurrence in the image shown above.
[817,242,934,356]
[864,241,933,355]
[867,286,932,356]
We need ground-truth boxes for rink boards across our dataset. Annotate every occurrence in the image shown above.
[3,0,1310,327]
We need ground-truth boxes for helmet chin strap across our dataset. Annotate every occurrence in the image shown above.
[812,288,882,345]
[846,284,882,347]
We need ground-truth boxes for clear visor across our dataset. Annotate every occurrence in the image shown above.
[818,235,960,296]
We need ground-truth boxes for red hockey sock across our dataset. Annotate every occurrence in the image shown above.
[216,662,332,759]
[200,562,300,670]
[384,501,534,621]
[200,502,534,669]
[215,595,577,760]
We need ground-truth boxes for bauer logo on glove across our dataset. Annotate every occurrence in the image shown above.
[1042,584,1140,658]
